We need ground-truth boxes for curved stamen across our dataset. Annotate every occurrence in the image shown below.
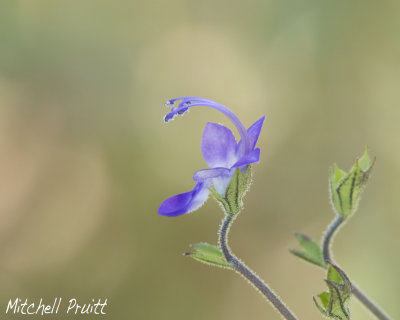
[164,97,251,155]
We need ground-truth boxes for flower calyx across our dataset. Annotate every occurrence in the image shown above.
[209,167,252,217]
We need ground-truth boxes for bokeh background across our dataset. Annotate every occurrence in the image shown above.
[1,1,399,319]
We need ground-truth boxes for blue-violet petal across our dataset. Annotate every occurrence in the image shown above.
[237,116,266,155]
[201,122,238,168]
[193,167,231,182]
[158,182,210,217]
[232,148,261,168]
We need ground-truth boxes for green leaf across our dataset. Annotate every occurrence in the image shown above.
[318,292,330,308]
[290,233,327,268]
[329,147,375,219]
[314,263,352,319]
[184,243,233,269]
[358,146,371,171]
[313,293,329,317]
[210,167,252,216]
[333,164,347,185]
[327,262,343,283]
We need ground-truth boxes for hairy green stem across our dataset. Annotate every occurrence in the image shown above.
[322,215,391,320]
[219,215,298,320]
[322,215,344,262]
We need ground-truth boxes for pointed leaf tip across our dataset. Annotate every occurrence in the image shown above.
[291,233,326,268]
[318,292,330,308]
[332,163,347,185]
[358,146,371,171]
[313,295,329,316]
[185,243,233,269]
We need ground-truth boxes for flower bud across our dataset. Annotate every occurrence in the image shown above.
[329,147,375,219]
[314,263,352,319]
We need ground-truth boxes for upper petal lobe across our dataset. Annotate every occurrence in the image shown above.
[201,122,238,168]
[237,116,266,155]
[247,116,266,150]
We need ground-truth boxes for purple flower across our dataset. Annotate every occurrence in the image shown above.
[158,97,265,217]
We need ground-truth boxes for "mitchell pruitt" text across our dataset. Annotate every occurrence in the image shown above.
[5,298,107,315]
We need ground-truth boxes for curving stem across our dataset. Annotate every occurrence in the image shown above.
[322,215,391,320]
[219,215,298,320]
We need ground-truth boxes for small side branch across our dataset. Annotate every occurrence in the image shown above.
[322,216,391,320]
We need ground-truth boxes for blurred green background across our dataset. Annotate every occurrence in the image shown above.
[1,0,399,319]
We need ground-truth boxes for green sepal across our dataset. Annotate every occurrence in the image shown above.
[318,291,330,309]
[313,263,352,319]
[313,293,330,317]
[184,243,233,270]
[329,147,375,219]
[290,233,327,268]
[209,167,252,216]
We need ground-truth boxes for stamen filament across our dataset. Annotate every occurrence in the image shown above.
[165,97,251,155]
